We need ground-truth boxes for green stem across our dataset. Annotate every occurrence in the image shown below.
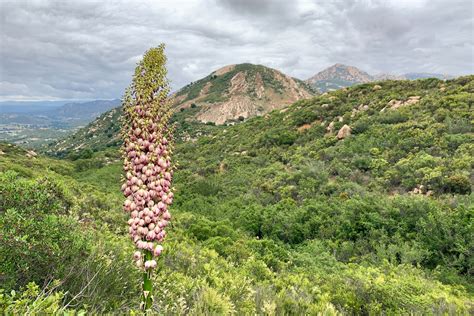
[142,250,153,311]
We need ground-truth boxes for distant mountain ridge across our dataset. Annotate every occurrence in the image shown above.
[43,99,121,121]
[0,99,121,148]
[403,73,453,80]
[306,63,453,92]
[0,99,120,127]
[0,100,70,114]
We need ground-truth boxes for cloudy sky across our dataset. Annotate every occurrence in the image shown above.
[0,0,473,101]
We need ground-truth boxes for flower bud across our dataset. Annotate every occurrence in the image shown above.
[144,260,157,270]
[162,211,171,220]
[153,245,163,257]
[146,231,156,240]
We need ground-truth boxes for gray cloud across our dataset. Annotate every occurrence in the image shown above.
[0,0,472,101]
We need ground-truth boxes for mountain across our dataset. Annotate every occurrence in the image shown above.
[44,99,121,122]
[0,99,120,127]
[307,64,455,92]
[171,63,315,124]
[0,100,70,114]
[372,73,406,81]
[306,63,373,92]
[403,72,453,80]
[12,75,473,313]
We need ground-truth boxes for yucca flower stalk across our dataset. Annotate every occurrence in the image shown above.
[121,44,174,311]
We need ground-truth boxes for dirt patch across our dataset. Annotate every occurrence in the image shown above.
[219,162,226,173]
[214,64,236,76]
[254,72,265,99]
[171,93,188,107]
[196,95,258,124]
[297,123,312,132]
[199,82,212,97]
[273,70,312,100]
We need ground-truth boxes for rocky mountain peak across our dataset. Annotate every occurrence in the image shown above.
[307,64,373,86]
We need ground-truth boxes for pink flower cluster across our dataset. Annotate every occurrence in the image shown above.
[122,115,173,270]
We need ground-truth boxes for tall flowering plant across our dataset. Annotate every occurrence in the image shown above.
[121,45,174,311]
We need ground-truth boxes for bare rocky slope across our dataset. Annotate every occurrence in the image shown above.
[171,63,315,124]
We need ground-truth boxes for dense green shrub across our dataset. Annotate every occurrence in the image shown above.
[0,171,89,290]
[0,282,70,315]
[291,109,319,126]
[0,170,140,312]
[378,110,409,124]
[259,129,298,146]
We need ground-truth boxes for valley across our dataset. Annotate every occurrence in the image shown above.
[0,99,120,148]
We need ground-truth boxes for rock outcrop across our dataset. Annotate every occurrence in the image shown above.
[327,121,335,133]
[388,96,421,109]
[337,124,352,139]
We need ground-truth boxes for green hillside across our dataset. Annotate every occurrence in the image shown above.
[43,105,222,158]
[1,76,473,314]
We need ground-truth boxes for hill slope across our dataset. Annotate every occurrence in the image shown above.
[43,105,222,157]
[172,63,315,124]
[49,76,474,197]
[3,76,474,313]
[44,107,123,155]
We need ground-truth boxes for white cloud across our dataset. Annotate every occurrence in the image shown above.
[0,0,472,101]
